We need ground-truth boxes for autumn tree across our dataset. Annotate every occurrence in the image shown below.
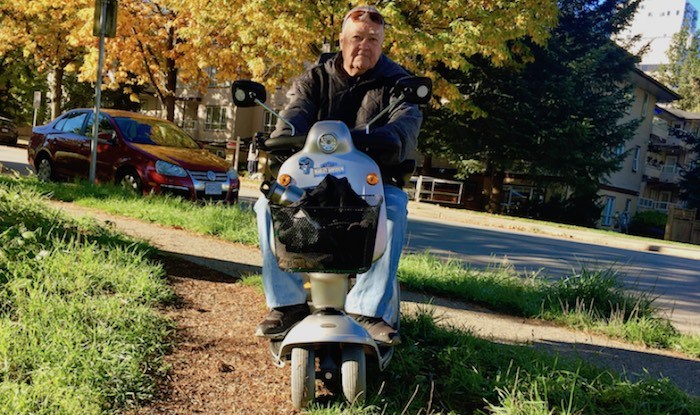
[0,49,47,123]
[4,1,559,122]
[0,1,89,118]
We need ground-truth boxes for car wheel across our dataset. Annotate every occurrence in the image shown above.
[117,170,143,194]
[36,157,54,182]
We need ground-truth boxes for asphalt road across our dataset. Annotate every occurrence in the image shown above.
[403,216,700,334]
[2,143,699,333]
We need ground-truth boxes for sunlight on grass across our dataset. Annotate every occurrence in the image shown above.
[398,253,699,357]
[0,181,174,414]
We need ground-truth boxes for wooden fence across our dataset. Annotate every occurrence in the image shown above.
[665,206,699,245]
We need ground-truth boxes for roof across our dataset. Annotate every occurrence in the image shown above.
[69,108,165,122]
[628,68,680,103]
[655,104,700,121]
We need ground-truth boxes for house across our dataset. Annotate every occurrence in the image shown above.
[139,67,282,170]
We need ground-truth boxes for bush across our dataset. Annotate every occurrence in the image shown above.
[629,210,667,238]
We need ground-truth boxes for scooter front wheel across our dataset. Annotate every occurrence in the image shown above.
[290,347,315,408]
[341,345,366,404]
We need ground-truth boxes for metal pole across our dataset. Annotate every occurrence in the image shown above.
[90,0,108,184]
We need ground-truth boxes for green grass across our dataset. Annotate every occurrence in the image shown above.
[3,176,699,356]
[0,180,174,414]
[398,253,699,357]
[306,309,700,414]
[0,176,258,246]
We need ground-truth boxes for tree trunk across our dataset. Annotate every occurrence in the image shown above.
[49,66,64,119]
[422,154,432,175]
[486,168,505,214]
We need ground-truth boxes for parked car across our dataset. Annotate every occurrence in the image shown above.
[28,109,239,203]
[0,116,18,146]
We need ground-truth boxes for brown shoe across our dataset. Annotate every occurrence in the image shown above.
[255,303,310,339]
[352,315,401,346]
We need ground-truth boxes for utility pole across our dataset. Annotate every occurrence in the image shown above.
[90,0,117,184]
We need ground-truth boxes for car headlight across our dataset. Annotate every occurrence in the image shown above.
[155,160,187,177]
[227,167,239,181]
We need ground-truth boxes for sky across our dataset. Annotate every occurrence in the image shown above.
[692,0,700,14]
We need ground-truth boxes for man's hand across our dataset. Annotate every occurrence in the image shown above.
[351,131,402,165]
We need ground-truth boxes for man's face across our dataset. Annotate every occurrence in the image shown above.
[339,18,384,77]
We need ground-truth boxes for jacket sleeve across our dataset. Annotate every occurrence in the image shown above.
[270,71,318,138]
[366,100,423,165]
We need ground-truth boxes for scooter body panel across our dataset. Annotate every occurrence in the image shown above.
[277,121,387,261]
[271,313,393,370]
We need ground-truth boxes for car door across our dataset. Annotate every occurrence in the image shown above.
[50,111,91,179]
[84,112,120,183]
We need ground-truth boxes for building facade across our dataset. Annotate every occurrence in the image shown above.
[620,0,698,72]
[597,69,680,229]
[641,105,699,213]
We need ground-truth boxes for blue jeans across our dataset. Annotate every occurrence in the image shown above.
[254,184,408,326]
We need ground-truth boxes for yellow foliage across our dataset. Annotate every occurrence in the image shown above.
[1,0,558,115]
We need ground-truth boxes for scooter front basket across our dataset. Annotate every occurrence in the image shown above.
[269,195,381,273]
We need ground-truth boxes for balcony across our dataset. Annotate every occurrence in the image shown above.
[408,176,464,205]
[644,163,682,183]
[660,164,682,183]
[637,197,687,212]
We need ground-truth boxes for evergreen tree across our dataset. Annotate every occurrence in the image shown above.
[421,0,642,224]
[658,26,700,112]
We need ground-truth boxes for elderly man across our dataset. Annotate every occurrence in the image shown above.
[254,5,423,346]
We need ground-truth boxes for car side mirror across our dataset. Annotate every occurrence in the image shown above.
[232,80,267,107]
[393,76,432,105]
[98,130,117,145]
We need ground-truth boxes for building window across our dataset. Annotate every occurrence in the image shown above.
[205,106,227,131]
[602,196,615,227]
[614,144,625,156]
[263,111,277,134]
[641,92,649,117]
[632,146,641,172]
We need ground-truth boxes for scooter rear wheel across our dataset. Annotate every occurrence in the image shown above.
[341,345,366,404]
[290,347,315,408]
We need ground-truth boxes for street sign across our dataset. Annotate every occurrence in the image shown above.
[93,0,118,38]
[33,91,41,109]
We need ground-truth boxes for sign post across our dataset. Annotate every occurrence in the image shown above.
[32,91,41,127]
[90,0,117,184]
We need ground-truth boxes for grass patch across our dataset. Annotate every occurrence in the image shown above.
[398,253,699,357]
[4,176,698,357]
[307,308,700,414]
[0,176,258,246]
[0,180,174,414]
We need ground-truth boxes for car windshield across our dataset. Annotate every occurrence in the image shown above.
[114,117,199,149]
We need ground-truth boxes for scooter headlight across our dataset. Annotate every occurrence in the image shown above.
[318,133,338,153]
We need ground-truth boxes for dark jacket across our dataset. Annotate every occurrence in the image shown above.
[271,53,423,167]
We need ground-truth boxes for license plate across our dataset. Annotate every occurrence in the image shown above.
[205,182,221,195]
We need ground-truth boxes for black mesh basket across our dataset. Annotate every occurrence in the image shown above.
[269,195,381,273]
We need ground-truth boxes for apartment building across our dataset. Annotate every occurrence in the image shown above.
[640,105,699,212]
[620,0,698,72]
[597,69,680,229]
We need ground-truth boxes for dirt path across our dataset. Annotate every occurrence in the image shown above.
[48,200,700,415]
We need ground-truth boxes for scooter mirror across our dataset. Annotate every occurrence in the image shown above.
[231,80,267,107]
[393,76,432,105]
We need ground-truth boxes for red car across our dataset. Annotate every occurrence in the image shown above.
[28,109,239,203]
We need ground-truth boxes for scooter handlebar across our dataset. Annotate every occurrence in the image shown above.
[261,135,307,152]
